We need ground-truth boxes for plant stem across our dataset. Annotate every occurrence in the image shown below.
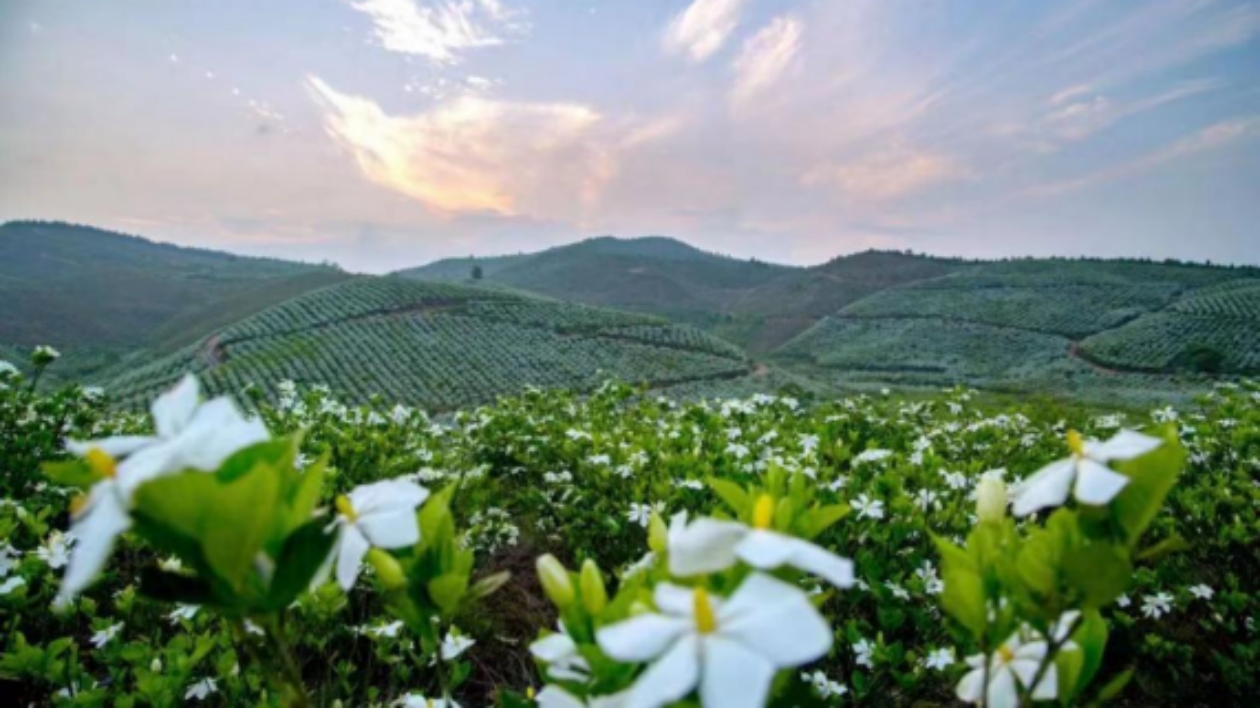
[258,615,312,708]
[1018,614,1084,705]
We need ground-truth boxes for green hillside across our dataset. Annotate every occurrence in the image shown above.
[774,258,1259,404]
[105,276,764,411]
[0,221,348,380]
[399,239,969,352]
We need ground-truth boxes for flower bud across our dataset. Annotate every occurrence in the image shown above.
[976,476,1007,523]
[580,559,608,616]
[150,658,162,673]
[647,512,668,554]
[536,554,575,609]
[366,549,407,591]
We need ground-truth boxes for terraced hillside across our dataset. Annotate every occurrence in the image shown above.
[399,238,972,352]
[774,259,1259,404]
[0,221,348,381]
[106,277,759,411]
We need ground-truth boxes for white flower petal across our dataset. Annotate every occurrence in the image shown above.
[349,479,430,516]
[1031,661,1059,701]
[668,517,747,577]
[174,399,269,471]
[536,686,586,708]
[653,582,703,617]
[1011,458,1076,516]
[1087,430,1161,462]
[597,614,690,663]
[530,632,578,663]
[719,574,832,667]
[335,525,371,591]
[699,636,776,708]
[624,635,699,708]
[1074,459,1129,505]
[57,485,130,606]
[114,443,180,498]
[956,667,985,704]
[737,531,855,589]
[66,436,154,459]
[986,668,1019,708]
[357,509,420,549]
[151,375,200,438]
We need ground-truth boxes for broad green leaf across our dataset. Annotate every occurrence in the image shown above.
[940,565,987,639]
[1109,431,1184,544]
[428,572,469,614]
[796,503,851,539]
[202,461,282,591]
[707,477,749,515]
[1073,609,1109,696]
[41,460,101,490]
[1093,668,1134,703]
[1063,544,1131,608]
[263,518,336,610]
[1057,645,1085,704]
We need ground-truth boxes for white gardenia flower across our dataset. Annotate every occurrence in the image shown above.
[1189,584,1214,601]
[924,647,956,671]
[667,499,854,590]
[596,573,832,708]
[1142,592,1174,619]
[0,576,27,595]
[853,638,875,668]
[956,632,1058,707]
[802,670,847,699]
[184,677,218,701]
[57,375,268,606]
[851,494,884,520]
[394,694,461,708]
[90,622,123,648]
[36,531,73,569]
[531,628,592,682]
[326,479,429,591]
[627,502,662,528]
[167,604,200,624]
[440,631,475,660]
[1011,429,1162,517]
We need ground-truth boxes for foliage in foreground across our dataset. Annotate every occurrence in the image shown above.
[1,349,1258,706]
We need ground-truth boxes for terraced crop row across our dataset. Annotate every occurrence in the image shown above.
[1080,313,1260,373]
[1172,279,1260,317]
[106,277,751,410]
[840,283,1173,338]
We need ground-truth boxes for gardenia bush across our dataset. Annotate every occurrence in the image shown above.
[1,347,1257,706]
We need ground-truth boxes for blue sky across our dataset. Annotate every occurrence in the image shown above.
[1,0,1257,272]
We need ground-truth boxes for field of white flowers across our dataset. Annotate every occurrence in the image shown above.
[1,348,1257,707]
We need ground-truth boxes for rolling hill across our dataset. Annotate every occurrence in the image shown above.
[773,258,1260,404]
[397,237,970,352]
[0,221,349,381]
[104,276,767,411]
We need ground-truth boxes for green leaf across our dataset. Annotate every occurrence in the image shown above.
[1057,645,1085,704]
[216,438,294,484]
[1135,534,1191,563]
[427,572,469,614]
[1063,544,1131,608]
[707,477,749,515]
[1016,533,1058,595]
[1109,431,1184,545]
[263,519,336,610]
[796,503,850,539]
[202,461,282,591]
[1074,609,1109,696]
[42,460,101,490]
[1092,668,1134,704]
[940,564,987,638]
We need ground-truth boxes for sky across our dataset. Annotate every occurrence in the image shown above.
[1,0,1258,273]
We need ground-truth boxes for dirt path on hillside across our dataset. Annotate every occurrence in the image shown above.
[1068,342,1120,375]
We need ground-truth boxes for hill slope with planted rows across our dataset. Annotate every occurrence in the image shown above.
[773,259,1260,404]
[104,276,762,411]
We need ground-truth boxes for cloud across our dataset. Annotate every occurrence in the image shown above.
[731,15,803,108]
[1040,79,1224,144]
[1022,116,1260,199]
[663,0,747,63]
[801,146,965,201]
[347,0,525,64]
[306,76,611,217]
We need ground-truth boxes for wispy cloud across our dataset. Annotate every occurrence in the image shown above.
[1022,117,1260,199]
[663,0,747,63]
[731,15,803,108]
[348,0,525,64]
[801,145,965,201]
[306,76,610,217]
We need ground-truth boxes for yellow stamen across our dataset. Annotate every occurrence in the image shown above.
[69,493,89,517]
[85,448,117,479]
[526,686,536,700]
[752,494,774,530]
[335,495,357,522]
[693,587,717,634]
[1067,429,1085,457]
[997,644,1014,663]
